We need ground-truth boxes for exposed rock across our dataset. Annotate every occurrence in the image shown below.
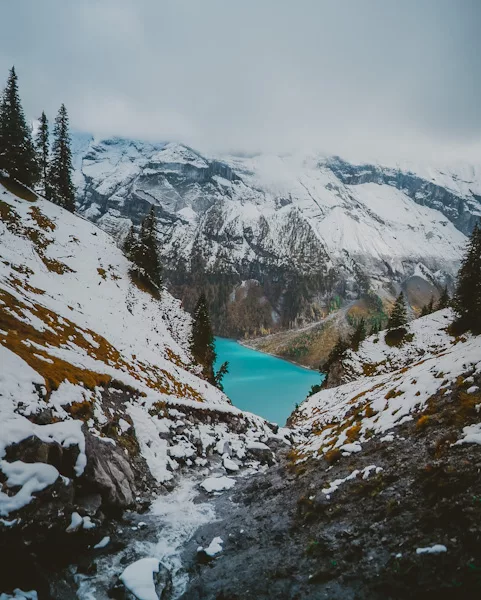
[83,433,136,510]
[74,138,477,337]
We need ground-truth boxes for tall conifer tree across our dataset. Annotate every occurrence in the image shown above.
[49,104,75,211]
[454,223,481,334]
[190,293,216,384]
[138,206,162,287]
[387,292,408,330]
[350,318,366,351]
[437,285,450,310]
[35,111,50,197]
[123,209,162,295]
[0,66,39,186]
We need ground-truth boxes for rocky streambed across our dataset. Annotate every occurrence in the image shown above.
[179,378,481,600]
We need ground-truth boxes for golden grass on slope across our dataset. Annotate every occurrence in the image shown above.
[0,198,206,403]
[0,281,204,403]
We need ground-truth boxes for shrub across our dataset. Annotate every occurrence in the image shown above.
[385,326,408,347]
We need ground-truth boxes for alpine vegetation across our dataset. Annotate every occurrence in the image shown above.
[453,222,481,334]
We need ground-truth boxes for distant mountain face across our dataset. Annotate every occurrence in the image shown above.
[73,136,481,335]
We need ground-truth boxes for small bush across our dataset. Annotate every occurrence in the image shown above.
[384,327,408,347]
[346,423,361,442]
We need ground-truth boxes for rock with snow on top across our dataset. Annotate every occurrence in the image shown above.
[201,476,236,493]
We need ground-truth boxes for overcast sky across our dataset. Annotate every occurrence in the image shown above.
[1,0,480,161]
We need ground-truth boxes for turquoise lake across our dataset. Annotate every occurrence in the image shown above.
[214,337,323,425]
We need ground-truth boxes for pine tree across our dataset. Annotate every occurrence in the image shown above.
[138,206,162,286]
[421,295,435,317]
[437,285,450,310]
[123,211,162,296]
[453,222,481,334]
[49,104,75,211]
[214,361,229,392]
[123,224,138,261]
[350,318,366,351]
[324,336,349,371]
[0,66,39,187]
[136,205,162,290]
[190,293,216,384]
[387,292,408,330]
[35,111,49,198]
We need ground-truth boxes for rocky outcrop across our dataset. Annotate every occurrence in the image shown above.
[328,156,480,235]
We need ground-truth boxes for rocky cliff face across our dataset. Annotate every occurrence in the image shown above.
[73,136,481,335]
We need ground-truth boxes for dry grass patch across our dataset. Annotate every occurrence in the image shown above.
[0,285,204,402]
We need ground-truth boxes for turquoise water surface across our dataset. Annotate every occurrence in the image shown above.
[214,337,323,425]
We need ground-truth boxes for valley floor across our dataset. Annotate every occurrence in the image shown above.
[180,371,481,599]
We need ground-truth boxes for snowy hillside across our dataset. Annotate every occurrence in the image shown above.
[290,310,481,460]
[0,176,281,573]
[72,136,480,333]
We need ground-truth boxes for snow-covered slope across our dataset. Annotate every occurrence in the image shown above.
[73,136,480,332]
[290,310,481,460]
[0,177,279,527]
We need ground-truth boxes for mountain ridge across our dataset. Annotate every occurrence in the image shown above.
[72,135,480,336]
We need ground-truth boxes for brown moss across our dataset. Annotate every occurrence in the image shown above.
[312,421,336,436]
[286,447,307,469]
[0,287,193,398]
[11,264,34,276]
[385,388,404,400]
[68,399,94,420]
[149,400,169,417]
[165,347,185,368]
[345,423,361,442]
[97,267,107,280]
[0,199,73,275]
[416,414,432,430]
[457,390,481,422]
[29,206,55,231]
[324,448,342,464]
[42,256,75,274]
[362,362,379,377]
[0,199,20,226]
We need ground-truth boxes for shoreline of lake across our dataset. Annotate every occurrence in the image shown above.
[214,337,323,425]
[238,338,319,372]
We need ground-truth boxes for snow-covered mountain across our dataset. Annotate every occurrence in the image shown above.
[2,172,481,599]
[73,136,481,334]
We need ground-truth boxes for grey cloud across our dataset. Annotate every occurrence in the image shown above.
[1,0,480,160]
